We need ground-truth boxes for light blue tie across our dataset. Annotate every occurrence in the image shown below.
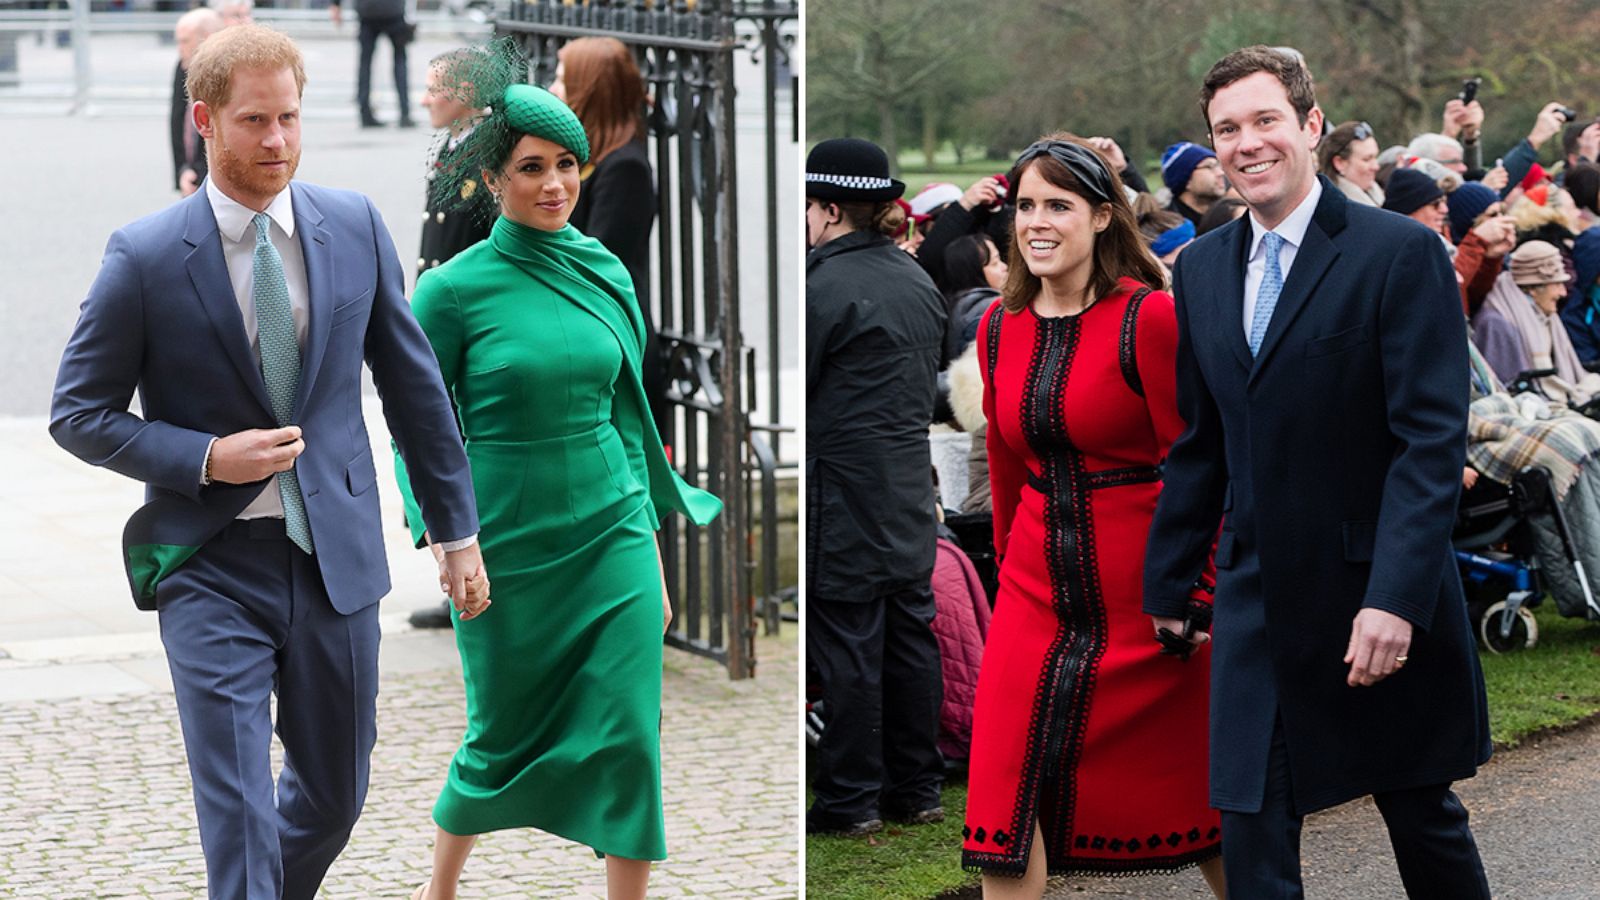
[252,212,314,555]
[1248,231,1285,357]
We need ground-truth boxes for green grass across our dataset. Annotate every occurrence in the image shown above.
[1479,603,1600,748]
[805,783,978,900]
[805,605,1600,900]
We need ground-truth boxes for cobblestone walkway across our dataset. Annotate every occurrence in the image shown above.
[0,631,798,898]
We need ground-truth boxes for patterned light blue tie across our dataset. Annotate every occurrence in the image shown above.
[252,212,314,554]
[1248,231,1285,357]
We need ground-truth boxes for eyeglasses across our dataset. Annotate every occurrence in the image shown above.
[1352,121,1373,141]
[1429,197,1449,210]
[1194,158,1222,171]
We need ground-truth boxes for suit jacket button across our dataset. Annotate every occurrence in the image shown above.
[421,211,429,220]
[436,212,446,224]
[417,257,426,270]
[430,260,440,268]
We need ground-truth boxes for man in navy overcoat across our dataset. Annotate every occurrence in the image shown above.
[1144,45,1493,897]
[51,25,484,899]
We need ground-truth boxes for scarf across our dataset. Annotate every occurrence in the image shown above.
[488,215,722,526]
[1481,269,1600,407]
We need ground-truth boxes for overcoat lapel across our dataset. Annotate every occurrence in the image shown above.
[182,192,274,419]
[1216,218,1253,373]
[1248,177,1348,387]
[291,183,334,418]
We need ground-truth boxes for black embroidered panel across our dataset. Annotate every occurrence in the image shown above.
[1118,287,1152,398]
[984,302,1005,385]
[961,313,1110,877]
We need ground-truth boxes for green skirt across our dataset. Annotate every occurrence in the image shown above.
[434,423,666,860]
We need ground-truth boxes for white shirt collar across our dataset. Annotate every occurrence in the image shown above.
[206,178,296,243]
[446,123,476,152]
[1248,177,1322,256]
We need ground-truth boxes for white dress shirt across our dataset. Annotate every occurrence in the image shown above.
[206,179,307,520]
[200,181,479,551]
[1243,178,1323,342]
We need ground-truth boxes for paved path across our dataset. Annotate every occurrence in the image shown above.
[0,408,798,897]
[1038,719,1600,899]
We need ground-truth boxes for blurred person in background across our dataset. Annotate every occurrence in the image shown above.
[212,0,253,27]
[169,7,223,195]
[329,0,414,128]
[1161,140,1225,226]
[1319,120,1383,207]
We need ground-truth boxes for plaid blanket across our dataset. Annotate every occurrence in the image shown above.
[1466,393,1600,499]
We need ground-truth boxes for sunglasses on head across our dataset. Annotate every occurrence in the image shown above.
[1352,121,1373,141]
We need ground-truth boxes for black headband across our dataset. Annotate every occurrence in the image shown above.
[1013,140,1117,205]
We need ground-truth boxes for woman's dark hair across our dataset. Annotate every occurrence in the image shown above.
[1137,207,1186,245]
[1319,121,1373,175]
[835,200,906,238]
[942,234,994,296]
[1196,197,1248,236]
[1000,133,1166,314]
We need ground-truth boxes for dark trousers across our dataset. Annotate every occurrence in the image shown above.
[1221,719,1491,899]
[356,15,409,119]
[156,521,380,900]
[808,585,944,823]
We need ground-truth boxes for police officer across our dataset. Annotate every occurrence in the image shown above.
[806,138,947,835]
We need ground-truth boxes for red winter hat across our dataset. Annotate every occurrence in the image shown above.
[1521,162,1549,193]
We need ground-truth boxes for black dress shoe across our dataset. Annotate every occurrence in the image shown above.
[408,600,454,629]
[885,805,944,825]
[806,811,883,837]
[360,114,386,128]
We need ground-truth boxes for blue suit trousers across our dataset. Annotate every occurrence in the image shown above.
[156,519,380,900]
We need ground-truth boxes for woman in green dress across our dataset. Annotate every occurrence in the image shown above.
[395,64,721,900]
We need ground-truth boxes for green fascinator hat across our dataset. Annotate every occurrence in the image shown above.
[501,83,590,164]
[428,37,590,218]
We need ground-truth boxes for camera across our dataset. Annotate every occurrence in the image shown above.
[1558,106,1579,123]
[1459,77,1480,105]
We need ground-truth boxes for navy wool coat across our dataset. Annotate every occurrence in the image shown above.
[1143,177,1492,815]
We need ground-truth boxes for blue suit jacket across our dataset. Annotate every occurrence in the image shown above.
[1143,177,1491,815]
[51,182,478,613]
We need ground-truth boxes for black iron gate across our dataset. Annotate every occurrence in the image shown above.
[495,0,798,679]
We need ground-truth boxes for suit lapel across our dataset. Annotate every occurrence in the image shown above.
[291,183,334,420]
[183,192,274,418]
[1248,178,1347,387]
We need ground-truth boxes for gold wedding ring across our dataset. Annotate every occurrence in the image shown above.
[1395,655,1408,665]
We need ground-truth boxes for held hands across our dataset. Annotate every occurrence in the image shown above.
[1344,608,1412,687]
[435,542,491,621]
[1150,615,1210,659]
[210,426,305,484]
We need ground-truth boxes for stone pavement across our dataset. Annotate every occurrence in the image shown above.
[0,411,799,898]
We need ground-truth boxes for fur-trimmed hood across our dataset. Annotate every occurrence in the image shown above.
[947,342,985,434]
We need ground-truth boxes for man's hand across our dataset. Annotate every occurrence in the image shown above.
[1480,164,1509,193]
[1344,608,1412,687]
[328,4,343,26]
[1472,214,1517,256]
[959,175,1003,212]
[1443,98,1485,141]
[1529,102,1570,150]
[1085,136,1128,173]
[209,426,305,484]
[440,543,490,621]
[1151,615,1210,654]
[179,168,200,197]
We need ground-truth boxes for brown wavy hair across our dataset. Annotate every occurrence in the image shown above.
[557,37,647,167]
[1001,134,1166,314]
[836,200,907,238]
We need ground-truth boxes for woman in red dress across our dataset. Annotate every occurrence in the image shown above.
[962,135,1224,897]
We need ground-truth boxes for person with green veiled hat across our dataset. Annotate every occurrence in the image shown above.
[394,67,722,900]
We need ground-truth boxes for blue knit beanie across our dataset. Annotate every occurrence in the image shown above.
[1160,141,1217,195]
[1447,181,1499,245]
